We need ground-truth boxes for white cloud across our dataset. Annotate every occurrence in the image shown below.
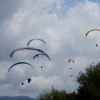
[21,75,64,90]
[0,0,100,99]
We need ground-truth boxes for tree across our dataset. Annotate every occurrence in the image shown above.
[76,62,100,100]
[37,62,100,100]
[37,85,77,100]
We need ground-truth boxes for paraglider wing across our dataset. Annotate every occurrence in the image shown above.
[72,60,74,63]
[70,75,73,77]
[86,29,100,36]
[68,59,71,63]
[27,38,46,46]
[68,59,74,63]
[70,75,74,77]
[8,62,34,72]
[33,53,50,60]
[10,47,45,57]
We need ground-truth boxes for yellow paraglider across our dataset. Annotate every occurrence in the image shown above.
[86,29,100,36]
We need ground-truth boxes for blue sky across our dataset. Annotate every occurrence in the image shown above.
[61,0,100,7]
[63,0,85,6]
[89,0,100,3]
[0,0,100,99]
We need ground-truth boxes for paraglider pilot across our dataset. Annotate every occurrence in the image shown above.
[27,78,31,83]
[21,82,24,85]
[96,44,98,46]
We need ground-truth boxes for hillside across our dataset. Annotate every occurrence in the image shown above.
[0,96,38,100]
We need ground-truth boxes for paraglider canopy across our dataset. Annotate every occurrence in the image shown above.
[86,29,100,36]
[27,38,46,46]
[8,62,34,72]
[10,47,50,60]
[70,75,75,77]
[86,29,100,46]
[68,59,74,63]
[33,53,50,60]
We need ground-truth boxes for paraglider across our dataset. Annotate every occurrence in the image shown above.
[86,29,100,46]
[27,38,46,46]
[33,53,51,60]
[27,78,31,83]
[68,59,74,63]
[10,47,50,59]
[96,44,98,46]
[21,82,24,85]
[8,62,34,72]
[10,47,45,57]
[70,75,75,77]
[86,29,100,36]
[9,38,50,85]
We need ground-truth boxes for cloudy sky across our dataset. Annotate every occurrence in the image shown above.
[0,0,100,99]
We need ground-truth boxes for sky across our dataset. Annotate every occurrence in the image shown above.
[0,0,100,99]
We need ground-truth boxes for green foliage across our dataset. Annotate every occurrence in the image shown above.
[37,62,100,100]
[37,86,77,100]
[76,62,100,100]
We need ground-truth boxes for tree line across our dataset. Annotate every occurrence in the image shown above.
[37,62,100,100]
